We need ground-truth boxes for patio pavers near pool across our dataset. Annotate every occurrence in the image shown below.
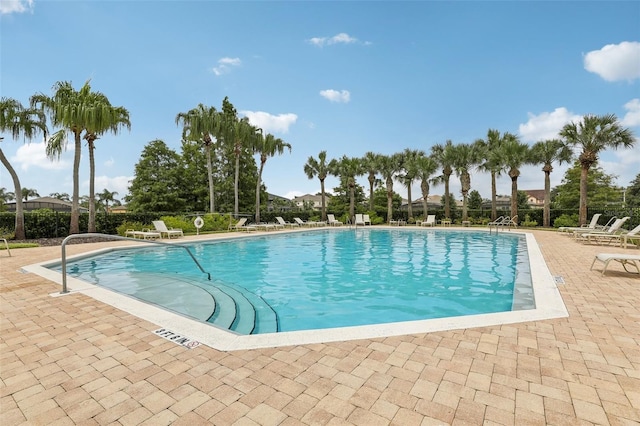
[1,229,639,425]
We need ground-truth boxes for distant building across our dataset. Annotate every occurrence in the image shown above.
[4,197,89,213]
[481,196,511,210]
[110,205,128,214]
[292,194,329,210]
[523,189,545,207]
[266,193,293,212]
[401,194,449,211]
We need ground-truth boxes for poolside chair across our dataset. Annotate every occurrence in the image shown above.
[575,217,630,241]
[354,214,365,226]
[327,214,343,226]
[558,213,602,233]
[126,229,161,239]
[420,215,436,227]
[152,220,184,238]
[583,223,640,247]
[590,253,640,276]
[363,214,372,225]
[229,217,257,232]
[276,216,299,228]
[294,217,321,227]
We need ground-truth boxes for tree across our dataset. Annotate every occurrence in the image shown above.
[0,187,15,211]
[176,103,221,213]
[21,188,39,201]
[97,189,119,213]
[0,97,47,239]
[398,149,425,220]
[530,139,572,226]
[49,192,70,201]
[126,139,186,212]
[31,80,123,234]
[559,114,635,225]
[377,153,404,222]
[431,140,456,219]
[501,135,530,221]
[414,154,438,218]
[476,129,508,221]
[253,132,291,223]
[362,151,381,210]
[179,139,211,212]
[304,151,335,221]
[452,142,482,221]
[330,156,364,221]
[552,162,623,209]
[468,190,483,210]
[626,173,640,208]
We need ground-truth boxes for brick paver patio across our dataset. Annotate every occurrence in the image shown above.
[1,229,639,425]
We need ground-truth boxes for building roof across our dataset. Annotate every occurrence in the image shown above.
[5,197,89,213]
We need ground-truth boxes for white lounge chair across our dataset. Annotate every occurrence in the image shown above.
[276,217,299,228]
[363,214,372,225]
[583,224,640,247]
[558,213,602,233]
[420,215,436,227]
[575,217,629,241]
[327,214,343,226]
[294,217,322,227]
[229,217,257,232]
[126,229,161,239]
[354,214,365,226]
[153,220,184,238]
[590,253,640,276]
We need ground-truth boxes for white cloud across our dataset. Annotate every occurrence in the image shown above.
[212,57,241,76]
[621,98,640,127]
[308,32,365,47]
[240,111,298,134]
[85,175,133,198]
[518,107,581,143]
[285,190,305,199]
[11,141,70,171]
[0,0,33,15]
[320,89,351,103]
[583,41,640,82]
[104,157,115,167]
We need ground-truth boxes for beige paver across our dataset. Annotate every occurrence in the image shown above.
[1,229,640,425]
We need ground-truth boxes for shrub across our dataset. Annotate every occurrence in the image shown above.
[553,214,578,228]
[521,214,538,227]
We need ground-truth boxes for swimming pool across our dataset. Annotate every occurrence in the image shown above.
[30,228,567,350]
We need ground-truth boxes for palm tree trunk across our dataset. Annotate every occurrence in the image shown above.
[444,174,451,218]
[579,166,589,226]
[421,179,429,218]
[70,131,82,234]
[491,171,497,221]
[349,183,355,220]
[88,142,96,233]
[368,174,375,211]
[255,159,265,223]
[234,145,240,216]
[543,170,551,227]
[386,178,393,223]
[320,179,326,221]
[206,145,215,213]
[407,181,413,219]
[510,174,518,219]
[0,148,25,240]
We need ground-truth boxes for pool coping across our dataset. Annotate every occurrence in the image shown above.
[22,227,568,351]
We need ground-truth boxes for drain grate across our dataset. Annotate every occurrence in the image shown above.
[553,276,565,285]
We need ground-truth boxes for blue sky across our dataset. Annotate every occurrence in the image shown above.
[1,0,639,206]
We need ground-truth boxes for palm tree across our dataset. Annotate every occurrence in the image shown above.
[361,151,381,210]
[0,97,47,239]
[31,80,119,234]
[431,140,456,219]
[84,103,130,232]
[414,154,439,218]
[476,129,509,221]
[559,114,635,225]
[330,156,364,221]
[176,104,221,214]
[530,139,573,227]
[398,149,425,220]
[98,189,119,214]
[501,135,530,221]
[253,131,291,223]
[452,142,482,222]
[49,192,70,201]
[377,153,404,223]
[21,188,39,201]
[304,151,335,221]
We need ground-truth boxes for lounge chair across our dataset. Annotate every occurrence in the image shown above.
[558,213,602,233]
[583,224,640,247]
[152,220,184,238]
[389,218,406,226]
[575,217,630,241]
[126,229,161,239]
[420,215,436,227]
[327,214,343,226]
[294,217,322,227]
[354,214,365,226]
[363,214,372,225]
[229,217,257,232]
[590,253,640,276]
[276,217,299,228]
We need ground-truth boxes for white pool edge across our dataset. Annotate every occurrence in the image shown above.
[23,229,569,351]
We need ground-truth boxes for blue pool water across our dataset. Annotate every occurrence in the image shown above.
[54,228,533,334]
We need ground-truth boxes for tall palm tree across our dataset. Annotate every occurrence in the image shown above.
[431,140,456,219]
[559,114,635,225]
[377,153,404,223]
[530,139,573,227]
[0,97,47,239]
[31,80,117,234]
[253,132,291,223]
[361,151,381,211]
[330,156,364,221]
[476,129,508,221]
[176,104,221,214]
[501,135,530,221]
[84,103,130,232]
[414,154,439,218]
[303,151,335,221]
[98,189,119,213]
[452,142,482,222]
[398,149,425,220]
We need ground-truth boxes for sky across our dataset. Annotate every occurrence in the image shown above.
[1,0,639,207]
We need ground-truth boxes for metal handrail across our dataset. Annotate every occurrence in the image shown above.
[60,233,211,294]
